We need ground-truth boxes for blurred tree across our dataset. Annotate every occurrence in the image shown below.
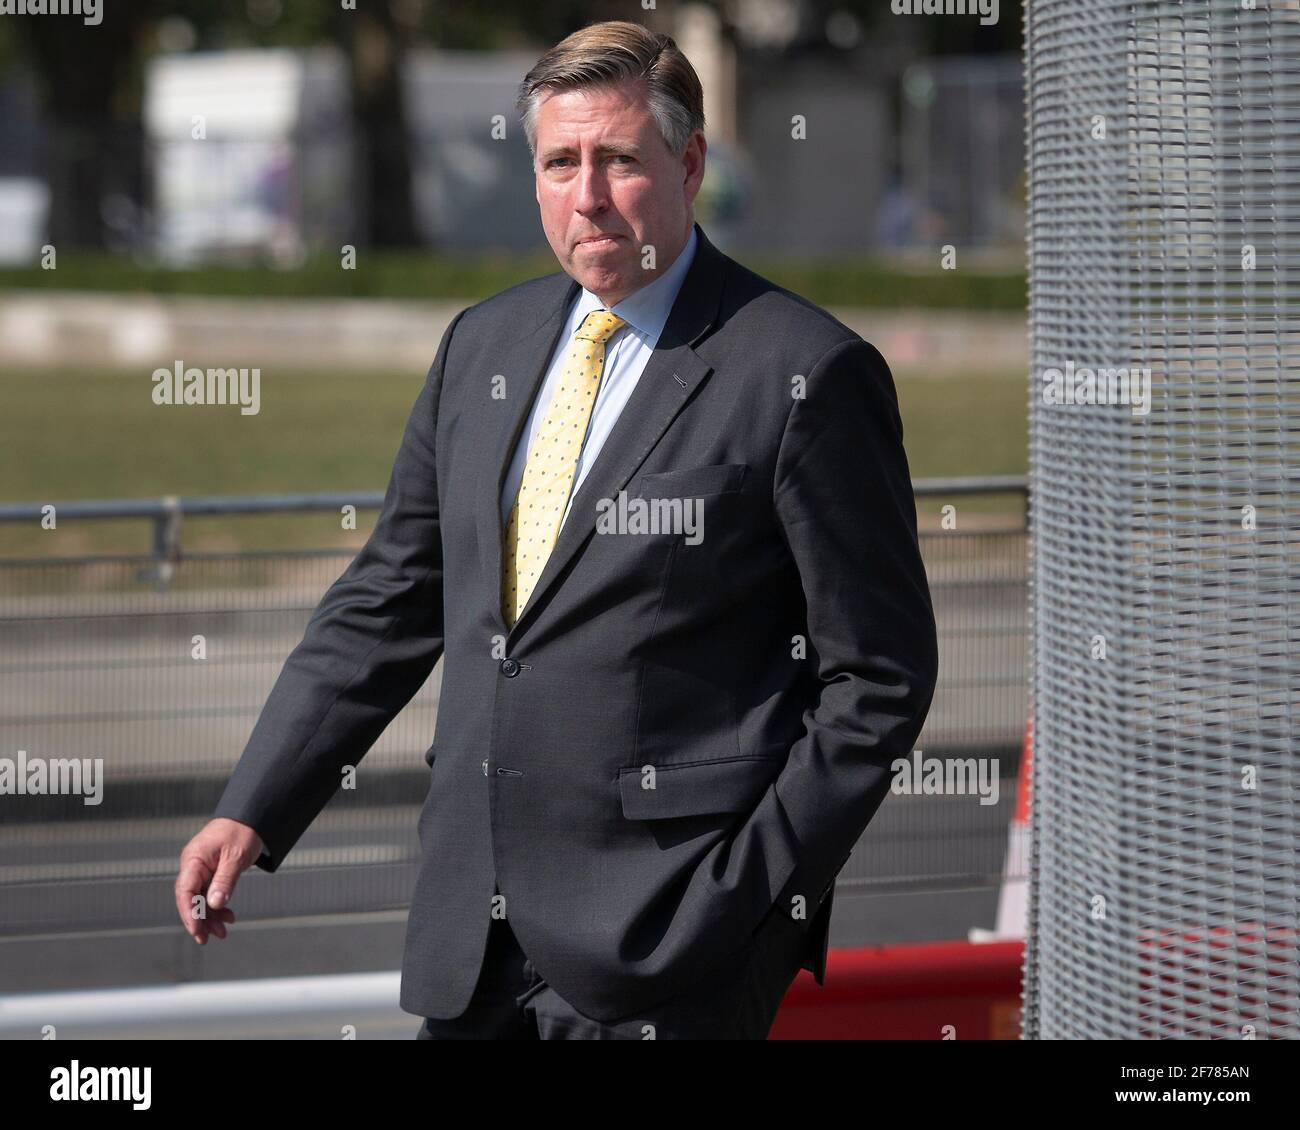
[16,7,148,248]
[328,2,417,248]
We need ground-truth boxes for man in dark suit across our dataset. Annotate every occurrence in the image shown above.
[175,19,938,1039]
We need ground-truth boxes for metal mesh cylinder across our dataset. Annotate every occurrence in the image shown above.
[1024,0,1299,1038]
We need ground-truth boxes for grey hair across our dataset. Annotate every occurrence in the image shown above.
[516,20,705,165]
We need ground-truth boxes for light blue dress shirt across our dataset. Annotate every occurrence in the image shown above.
[500,225,700,534]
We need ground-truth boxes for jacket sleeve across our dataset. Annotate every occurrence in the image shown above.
[761,335,939,922]
[211,308,466,872]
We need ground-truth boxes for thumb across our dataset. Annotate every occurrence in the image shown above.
[207,847,246,911]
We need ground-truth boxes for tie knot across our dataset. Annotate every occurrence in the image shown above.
[575,309,627,345]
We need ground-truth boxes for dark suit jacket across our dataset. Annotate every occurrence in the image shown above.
[213,221,939,1023]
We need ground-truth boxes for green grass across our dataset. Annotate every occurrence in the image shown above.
[893,367,1028,480]
[0,364,1027,558]
[0,251,1027,311]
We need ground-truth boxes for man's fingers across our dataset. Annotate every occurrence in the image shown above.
[194,907,235,944]
[206,846,248,910]
[174,856,212,937]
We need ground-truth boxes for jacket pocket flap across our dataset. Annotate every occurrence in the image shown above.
[619,754,782,820]
[634,462,747,499]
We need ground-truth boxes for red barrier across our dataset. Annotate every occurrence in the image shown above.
[769,939,1025,1039]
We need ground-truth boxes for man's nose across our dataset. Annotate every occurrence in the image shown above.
[574,162,609,213]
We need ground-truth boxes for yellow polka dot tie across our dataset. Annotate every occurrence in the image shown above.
[501,309,627,628]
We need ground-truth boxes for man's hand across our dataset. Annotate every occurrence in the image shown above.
[174,818,264,945]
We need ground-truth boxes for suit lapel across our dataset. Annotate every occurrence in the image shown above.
[477,222,730,643]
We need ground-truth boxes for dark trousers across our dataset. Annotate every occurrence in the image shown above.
[416,907,811,1040]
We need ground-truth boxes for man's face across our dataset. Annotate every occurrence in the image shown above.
[533,79,705,307]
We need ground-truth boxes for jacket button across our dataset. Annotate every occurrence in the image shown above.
[500,658,520,677]
[482,758,488,776]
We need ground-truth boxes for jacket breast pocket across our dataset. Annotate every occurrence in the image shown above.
[618,753,782,820]
[633,462,748,499]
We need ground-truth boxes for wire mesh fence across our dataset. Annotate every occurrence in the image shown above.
[1024,0,1299,1039]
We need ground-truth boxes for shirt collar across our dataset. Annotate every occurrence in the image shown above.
[571,225,699,344]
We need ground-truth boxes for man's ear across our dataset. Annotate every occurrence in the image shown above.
[683,132,707,203]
